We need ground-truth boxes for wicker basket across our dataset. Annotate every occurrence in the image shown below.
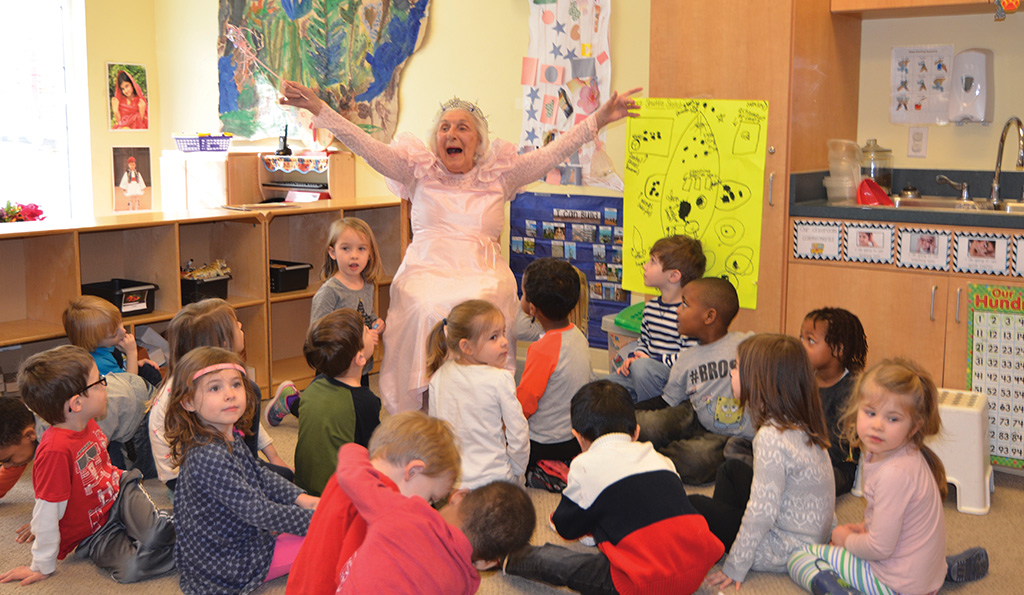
[174,134,233,152]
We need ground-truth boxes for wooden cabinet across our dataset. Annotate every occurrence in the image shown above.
[651,0,861,333]
[831,0,993,18]
[785,223,1024,390]
[786,261,949,378]
[0,198,408,397]
[0,230,78,344]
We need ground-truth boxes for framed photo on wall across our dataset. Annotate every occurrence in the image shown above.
[112,147,152,212]
[107,63,149,130]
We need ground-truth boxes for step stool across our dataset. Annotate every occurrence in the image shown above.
[929,389,993,515]
[850,389,993,515]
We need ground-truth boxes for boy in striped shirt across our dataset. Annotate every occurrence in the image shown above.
[607,235,705,404]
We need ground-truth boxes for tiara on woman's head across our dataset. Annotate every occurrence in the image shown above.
[440,97,487,123]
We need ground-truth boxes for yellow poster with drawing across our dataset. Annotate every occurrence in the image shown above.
[622,98,769,309]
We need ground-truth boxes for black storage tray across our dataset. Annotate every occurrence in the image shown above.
[269,260,313,293]
[81,278,159,316]
[181,274,232,305]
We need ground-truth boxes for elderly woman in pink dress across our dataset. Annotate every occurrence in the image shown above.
[280,81,640,414]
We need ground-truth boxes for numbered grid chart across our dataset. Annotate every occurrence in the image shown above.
[971,310,1024,467]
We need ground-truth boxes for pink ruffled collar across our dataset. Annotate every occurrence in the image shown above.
[391,134,518,186]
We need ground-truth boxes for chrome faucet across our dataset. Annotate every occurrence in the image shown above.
[990,116,1024,209]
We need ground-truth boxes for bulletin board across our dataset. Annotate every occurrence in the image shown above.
[968,283,1024,470]
[510,191,629,349]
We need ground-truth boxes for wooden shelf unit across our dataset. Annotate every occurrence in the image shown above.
[831,0,993,18]
[0,197,407,397]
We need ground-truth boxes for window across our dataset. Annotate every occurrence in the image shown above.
[0,0,90,221]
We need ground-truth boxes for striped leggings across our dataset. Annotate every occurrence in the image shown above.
[787,544,895,595]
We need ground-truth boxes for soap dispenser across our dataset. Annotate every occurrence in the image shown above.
[861,139,893,196]
[948,49,994,124]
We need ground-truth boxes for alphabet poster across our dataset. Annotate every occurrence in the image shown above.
[622,98,769,308]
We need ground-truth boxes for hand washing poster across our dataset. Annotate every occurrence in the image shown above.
[890,45,953,125]
[622,99,769,309]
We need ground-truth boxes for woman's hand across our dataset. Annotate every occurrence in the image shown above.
[706,570,742,591]
[279,81,324,117]
[595,87,643,129]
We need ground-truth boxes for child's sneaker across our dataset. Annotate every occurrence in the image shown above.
[946,547,988,583]
[525,459,569,493]
[265,381,298,427]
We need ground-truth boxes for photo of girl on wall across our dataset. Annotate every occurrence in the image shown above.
[112,147,152,212]
[108,63,149,130]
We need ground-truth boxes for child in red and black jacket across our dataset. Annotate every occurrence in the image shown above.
[505,380,724,595]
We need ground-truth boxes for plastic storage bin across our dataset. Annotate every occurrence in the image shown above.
[601,313,641,373]
[269,260,313,293]
[173,134,233,153]
[81,279,159,315]
[180,274,231,305]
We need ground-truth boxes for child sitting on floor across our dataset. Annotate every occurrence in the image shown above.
[427,299,529,489]
[606,234,705,404]
[0,346,174,586]
[799,307,868,496]
[788,359,989,595]
[517,258,593,483]
[334,423,536,593]
[165,347,318,594]
[292,308,381,496]
[634,277,754,484]
[63,295,162,387]
[287,411,461,594]
[0,372,157,505]
[505,379,723,595]
[695,334,835,590]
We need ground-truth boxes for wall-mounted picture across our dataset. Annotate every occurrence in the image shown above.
[112,147,152,211]
[845,223,894,264]
[897,228,949,271]
[108,63,149,130]
[954,232,1009,275]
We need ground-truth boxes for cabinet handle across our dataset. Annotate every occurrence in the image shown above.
[955,287,962,324]
[930,285,937,321]
[768,172,775,207]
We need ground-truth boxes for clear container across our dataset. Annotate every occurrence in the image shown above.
[861,139,893,196]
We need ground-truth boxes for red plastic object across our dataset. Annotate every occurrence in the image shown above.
[857,179,893,206]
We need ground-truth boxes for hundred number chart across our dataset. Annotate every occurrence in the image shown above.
[969,284,1024,471]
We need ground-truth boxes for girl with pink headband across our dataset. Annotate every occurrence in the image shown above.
[164,346,318,593]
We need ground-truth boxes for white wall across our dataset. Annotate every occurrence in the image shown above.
[858,14,1024,171]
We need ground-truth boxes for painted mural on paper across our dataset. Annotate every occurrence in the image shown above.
[623,98,769,309]
[218,0,430,143]
[520,0,616,189]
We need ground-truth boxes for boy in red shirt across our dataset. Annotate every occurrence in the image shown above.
[0,346,174,586]
[287,410,461,593]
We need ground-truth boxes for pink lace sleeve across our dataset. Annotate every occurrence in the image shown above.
[312,105,416,189]
[500,115,599,194]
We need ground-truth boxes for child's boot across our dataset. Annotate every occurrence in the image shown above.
[810,568,863,595]
[946,547,988,583]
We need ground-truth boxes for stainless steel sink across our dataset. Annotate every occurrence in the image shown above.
[892,196,990,211]
[886,196,1023,213]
